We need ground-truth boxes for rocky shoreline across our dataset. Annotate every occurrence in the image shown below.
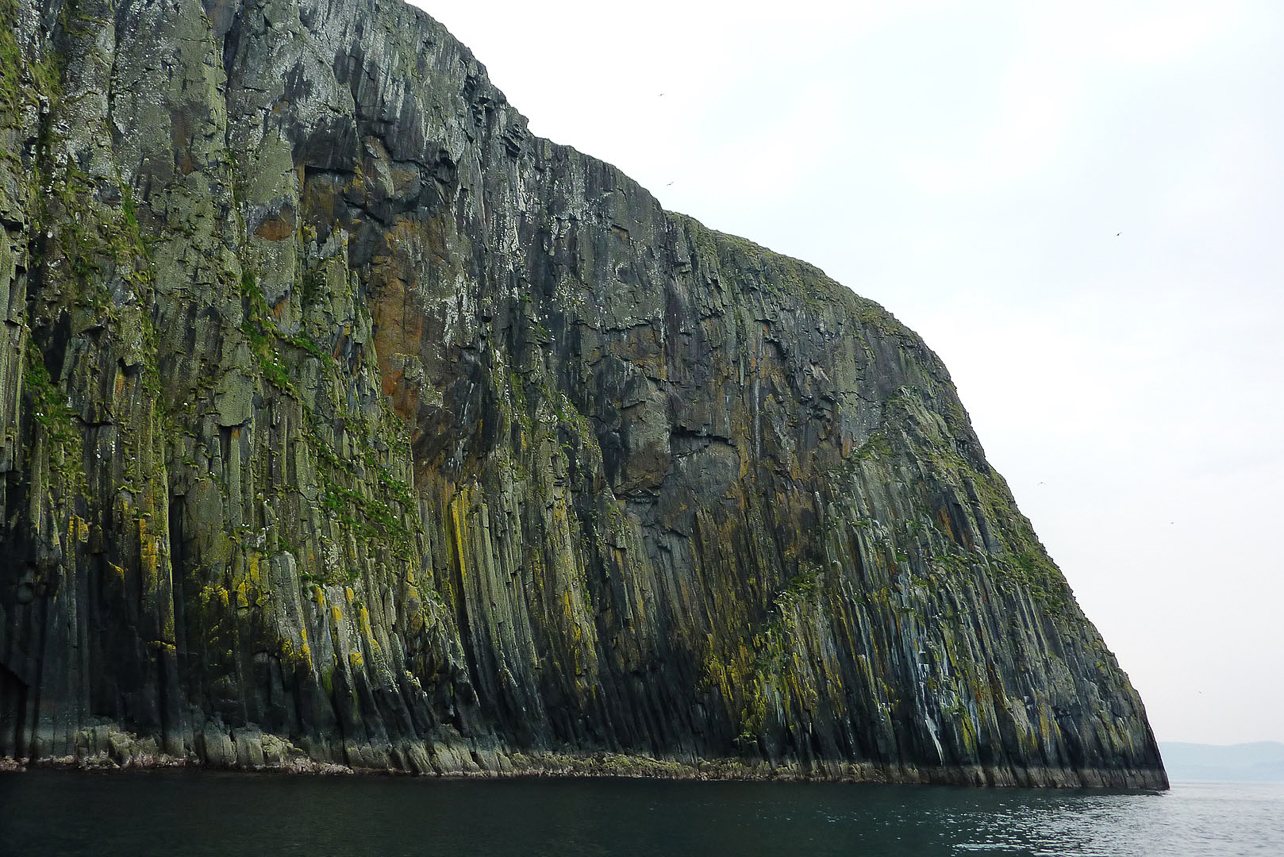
[1,729,1166,790]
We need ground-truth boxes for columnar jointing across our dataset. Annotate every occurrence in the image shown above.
[0,0,1165,788]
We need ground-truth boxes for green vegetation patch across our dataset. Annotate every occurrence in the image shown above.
[707,565,825,745]
[239,270,296,393]
[1,0,59,125]
[23,345,85,486]
[854,432,893,461]
[302,415,420,574]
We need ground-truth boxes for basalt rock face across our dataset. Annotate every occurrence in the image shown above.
[0,0,1166,787]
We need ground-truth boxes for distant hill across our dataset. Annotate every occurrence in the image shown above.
[1160,742,1284,782]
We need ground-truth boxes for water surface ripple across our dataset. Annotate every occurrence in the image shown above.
[1,771,1277,856]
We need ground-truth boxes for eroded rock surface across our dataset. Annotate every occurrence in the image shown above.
[0,0,1166,787]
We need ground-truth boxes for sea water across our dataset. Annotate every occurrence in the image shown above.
[0,770,1279,856]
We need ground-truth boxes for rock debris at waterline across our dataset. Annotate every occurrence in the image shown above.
[0,0,1165,789]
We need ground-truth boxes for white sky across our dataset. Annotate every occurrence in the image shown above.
[411,0,1284,746]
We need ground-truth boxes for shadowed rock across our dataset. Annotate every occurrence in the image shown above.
[0,0,1165,788]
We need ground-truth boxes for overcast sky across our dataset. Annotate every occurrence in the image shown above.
[412,0,1284,746]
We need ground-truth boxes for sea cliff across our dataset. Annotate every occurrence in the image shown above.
[0,0,1166,787]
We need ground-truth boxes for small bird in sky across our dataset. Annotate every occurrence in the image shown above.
[666,181,674,186]
[1116,232,1121,236]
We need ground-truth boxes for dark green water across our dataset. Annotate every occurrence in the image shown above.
[0,771,1279,856]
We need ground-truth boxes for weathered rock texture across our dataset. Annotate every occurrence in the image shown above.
[0,0,1166,787]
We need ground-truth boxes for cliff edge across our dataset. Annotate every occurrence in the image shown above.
[0,0,1166,787]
